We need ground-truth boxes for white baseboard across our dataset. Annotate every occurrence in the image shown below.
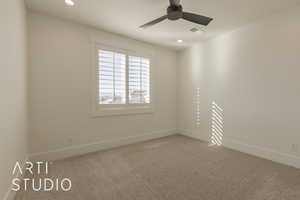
[179,129,209,142]
[224,138,300,169]
[3,157,28,200]
[30,129,177,161]
[179,129,300,169]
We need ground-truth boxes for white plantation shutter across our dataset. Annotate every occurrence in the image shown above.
[128,56,150,104]
[98,49,126,104]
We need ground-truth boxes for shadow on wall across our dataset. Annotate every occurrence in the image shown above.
[210,101,224,146]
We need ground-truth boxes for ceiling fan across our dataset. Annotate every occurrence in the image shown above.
[140,0,213,29]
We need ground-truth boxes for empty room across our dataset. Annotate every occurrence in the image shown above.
[1,0,300,199]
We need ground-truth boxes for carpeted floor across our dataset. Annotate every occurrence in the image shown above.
[16,135,300,200]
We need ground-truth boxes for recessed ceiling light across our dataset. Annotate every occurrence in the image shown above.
[177,39,183,43]
[65,0,75,6]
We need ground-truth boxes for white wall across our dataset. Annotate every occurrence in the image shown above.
[28,12,177,159]
[0,0,28,199]
[178,6,300,167]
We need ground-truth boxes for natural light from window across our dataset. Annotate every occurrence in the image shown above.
[97,49,150,105]
[98,50,126,104]
[128,56,150,104]
[210,101,224,146]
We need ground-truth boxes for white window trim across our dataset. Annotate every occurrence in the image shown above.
[91,42,154,117]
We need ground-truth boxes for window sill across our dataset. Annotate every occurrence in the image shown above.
[91,105,153,117]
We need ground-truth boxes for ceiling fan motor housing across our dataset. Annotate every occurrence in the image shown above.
[167,5,183,20]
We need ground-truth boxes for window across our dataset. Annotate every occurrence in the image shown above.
[94,45,152,116]
[128,56,150,104]
[98,50,126,104]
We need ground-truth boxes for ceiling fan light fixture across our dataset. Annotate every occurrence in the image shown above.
[139,0,213,29]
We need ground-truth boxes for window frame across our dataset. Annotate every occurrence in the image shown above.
[91,43,154,117]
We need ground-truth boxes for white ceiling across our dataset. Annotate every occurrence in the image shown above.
[25,0,300,50]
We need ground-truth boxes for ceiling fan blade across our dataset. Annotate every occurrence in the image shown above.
[140,15,168,28]
[182,12,213,26]
[169,0,180,6]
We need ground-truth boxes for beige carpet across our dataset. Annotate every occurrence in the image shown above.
[16,135,300,200]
